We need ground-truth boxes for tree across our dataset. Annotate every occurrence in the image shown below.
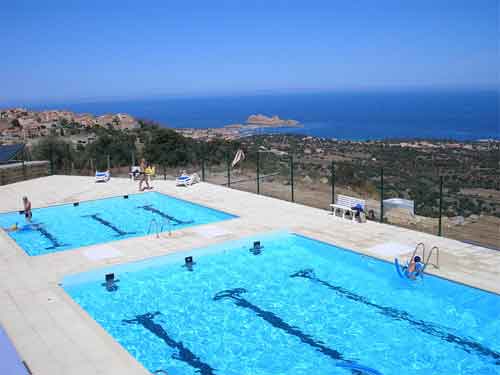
[31,137,74,172]
[85,130,137,170]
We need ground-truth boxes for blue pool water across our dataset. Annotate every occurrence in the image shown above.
[0,192,236,256]
[62,232,500,375]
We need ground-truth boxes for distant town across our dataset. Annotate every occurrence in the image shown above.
[0,108,139,144]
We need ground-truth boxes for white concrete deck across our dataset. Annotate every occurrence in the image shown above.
[0,175,499,375]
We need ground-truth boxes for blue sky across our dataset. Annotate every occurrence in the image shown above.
[1,0,498,104]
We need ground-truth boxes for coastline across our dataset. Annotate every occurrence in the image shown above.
[2,90,498,142]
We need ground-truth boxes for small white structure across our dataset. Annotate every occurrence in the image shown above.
[383,198,415,216]
[330,194,366,221]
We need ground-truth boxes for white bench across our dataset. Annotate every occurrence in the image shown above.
[330,194,366,221]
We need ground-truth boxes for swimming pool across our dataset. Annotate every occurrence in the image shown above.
[62,232,500,375]
[0,192,236,256]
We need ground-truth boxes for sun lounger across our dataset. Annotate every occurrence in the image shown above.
[95,170,110,183]
[176,173,200,186]
[330,194,366,221]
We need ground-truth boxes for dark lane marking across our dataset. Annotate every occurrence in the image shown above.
[83,214,133,236]
[36,226,65,249]
[213,288,382,375]
[138,205,194,225]
[290,269,500,365]
[123,312,217,375]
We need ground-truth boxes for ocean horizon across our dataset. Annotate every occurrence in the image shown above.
[13,89,500,141]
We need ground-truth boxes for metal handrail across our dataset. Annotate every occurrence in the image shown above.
[409,242,425,264]
[147,218,160,238]
[147,217,172,238]
[160,217,172,237]
[425,246,440,269]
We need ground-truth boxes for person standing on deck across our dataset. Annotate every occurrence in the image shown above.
[138,159,151,191]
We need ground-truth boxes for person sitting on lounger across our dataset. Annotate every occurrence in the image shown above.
[351,203,365,222]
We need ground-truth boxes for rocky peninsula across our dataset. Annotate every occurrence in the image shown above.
[225,114,301,130]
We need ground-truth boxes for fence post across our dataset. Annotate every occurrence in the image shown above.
[89,159,94,176]
[163,165,167,180]
[380,167,384,223]
[49,143,54,175]
[107,154,111,171]
[290,155,294,202]
[256,151,260,194]
[438,175,443,236]
[226,153,231,188]
[66,143,71,174]
[331,160,335,206]
[131,151,135,166]
[201,158,206,182]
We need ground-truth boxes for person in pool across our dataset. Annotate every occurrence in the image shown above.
[406,255,424,280]
[23,196,32,222]
[4,222,19,232]
[3,222,40,233]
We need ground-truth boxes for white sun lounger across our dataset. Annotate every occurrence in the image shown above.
[176,173,200,186]
[95,170,110,183]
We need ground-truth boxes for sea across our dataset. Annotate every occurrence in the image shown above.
[26,90,499,141]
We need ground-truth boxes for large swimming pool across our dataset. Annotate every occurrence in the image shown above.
[0,192,236,256]
[62,232,500,375]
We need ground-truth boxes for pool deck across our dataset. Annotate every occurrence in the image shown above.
[0,175,499,375]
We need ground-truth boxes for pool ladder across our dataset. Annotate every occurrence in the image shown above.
[147,217,172,238]
[409,242,440,270]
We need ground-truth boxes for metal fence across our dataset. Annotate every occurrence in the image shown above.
[41,148,500,251]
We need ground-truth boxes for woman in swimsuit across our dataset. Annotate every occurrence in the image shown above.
[138,159,151,191]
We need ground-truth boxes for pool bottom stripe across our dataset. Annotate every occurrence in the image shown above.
[36,226,66,249]
[213,288,382,375]
[123,312,217,375]
[83,214,134,236]
[290,269,500,365]
[138,205,194,225]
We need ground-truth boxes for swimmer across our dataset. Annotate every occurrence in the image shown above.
[4,222,19,232]
[406,255,424,280]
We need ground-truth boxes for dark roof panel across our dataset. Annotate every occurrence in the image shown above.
[0,144,25,163]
